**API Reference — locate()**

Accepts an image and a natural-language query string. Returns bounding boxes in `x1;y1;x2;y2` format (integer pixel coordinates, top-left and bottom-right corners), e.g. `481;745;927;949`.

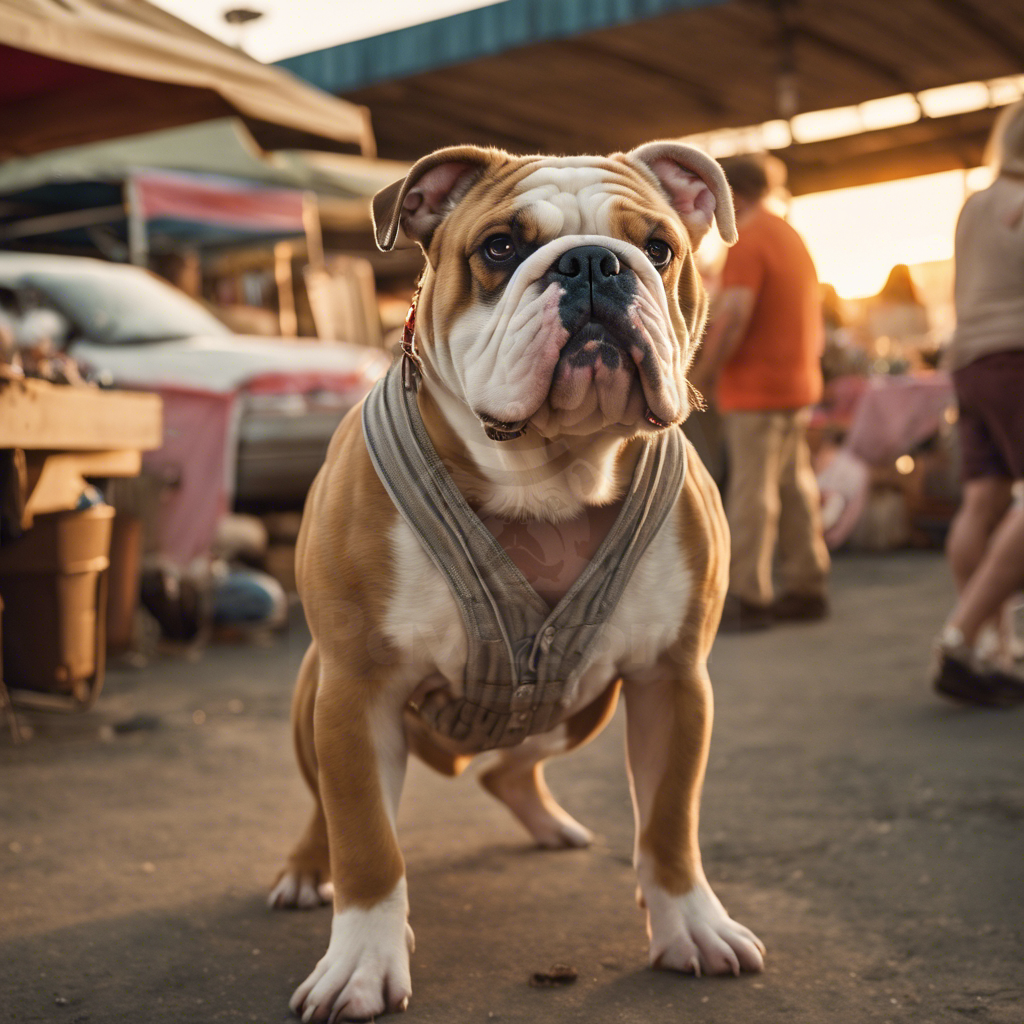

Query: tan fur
632;451;728;894
564;678;623;747
292;407;407;909
273;643;331;890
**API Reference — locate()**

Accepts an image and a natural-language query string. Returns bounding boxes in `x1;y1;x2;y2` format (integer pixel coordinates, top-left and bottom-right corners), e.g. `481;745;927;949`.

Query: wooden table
0;377;162;528
0;377;161;735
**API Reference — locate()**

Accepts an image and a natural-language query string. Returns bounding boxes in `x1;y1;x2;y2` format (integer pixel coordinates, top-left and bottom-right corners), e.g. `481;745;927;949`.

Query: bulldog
270;141;765;1022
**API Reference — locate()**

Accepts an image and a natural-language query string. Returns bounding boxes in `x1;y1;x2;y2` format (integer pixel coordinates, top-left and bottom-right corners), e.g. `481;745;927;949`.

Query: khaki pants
723;408;830;607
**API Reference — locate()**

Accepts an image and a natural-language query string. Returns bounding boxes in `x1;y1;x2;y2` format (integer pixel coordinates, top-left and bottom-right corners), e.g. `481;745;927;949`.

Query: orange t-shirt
716;207;824;413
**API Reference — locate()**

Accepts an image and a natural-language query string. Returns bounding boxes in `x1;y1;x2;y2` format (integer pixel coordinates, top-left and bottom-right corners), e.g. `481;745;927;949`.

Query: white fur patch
515;163;633;237
637;866;766;977
383;520;468;696
290;878;414;1022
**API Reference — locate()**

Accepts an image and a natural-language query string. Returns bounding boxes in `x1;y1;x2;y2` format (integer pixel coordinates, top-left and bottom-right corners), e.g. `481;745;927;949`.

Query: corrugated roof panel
277;0;729;94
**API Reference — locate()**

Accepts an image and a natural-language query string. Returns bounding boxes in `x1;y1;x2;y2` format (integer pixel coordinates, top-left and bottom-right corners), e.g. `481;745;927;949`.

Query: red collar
401;281;423;391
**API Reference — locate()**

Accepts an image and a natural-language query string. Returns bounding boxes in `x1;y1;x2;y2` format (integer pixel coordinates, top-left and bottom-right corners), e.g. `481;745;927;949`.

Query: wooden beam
22;449;142;526
794;25;915;93
931;0;1024;69
786;130;988;194
558;39;729;116
0;379;162;452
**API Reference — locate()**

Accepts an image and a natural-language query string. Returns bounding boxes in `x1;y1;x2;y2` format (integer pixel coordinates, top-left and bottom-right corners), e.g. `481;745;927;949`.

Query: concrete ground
2;550;1022;1024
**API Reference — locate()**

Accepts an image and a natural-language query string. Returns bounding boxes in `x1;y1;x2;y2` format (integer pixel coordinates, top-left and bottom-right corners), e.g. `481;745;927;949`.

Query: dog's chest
382;508;690;716
477;501;623;608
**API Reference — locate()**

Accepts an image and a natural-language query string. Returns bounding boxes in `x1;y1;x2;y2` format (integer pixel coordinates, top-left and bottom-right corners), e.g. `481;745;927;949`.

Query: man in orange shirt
692;155;829;631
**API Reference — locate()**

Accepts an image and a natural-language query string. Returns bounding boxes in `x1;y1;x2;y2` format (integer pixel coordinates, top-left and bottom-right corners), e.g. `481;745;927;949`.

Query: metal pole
124;179;149;267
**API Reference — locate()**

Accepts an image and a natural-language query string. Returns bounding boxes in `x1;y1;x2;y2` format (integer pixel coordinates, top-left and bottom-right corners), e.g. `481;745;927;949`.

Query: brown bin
0;505;113;707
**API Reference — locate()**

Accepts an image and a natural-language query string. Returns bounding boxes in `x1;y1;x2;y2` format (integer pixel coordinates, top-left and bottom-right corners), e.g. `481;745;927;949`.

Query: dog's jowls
270;142;764;1023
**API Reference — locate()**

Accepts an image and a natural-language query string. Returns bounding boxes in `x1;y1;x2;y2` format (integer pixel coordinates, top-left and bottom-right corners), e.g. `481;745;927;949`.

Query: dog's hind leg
269;642;333;909
480;681;620;849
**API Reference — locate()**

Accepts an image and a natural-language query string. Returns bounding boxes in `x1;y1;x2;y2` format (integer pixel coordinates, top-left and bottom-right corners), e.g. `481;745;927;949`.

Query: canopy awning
0;118;411;253
278;0;1024;192
131;170;306;238
0;0;375;159
0;168;311;254
0;119;407;202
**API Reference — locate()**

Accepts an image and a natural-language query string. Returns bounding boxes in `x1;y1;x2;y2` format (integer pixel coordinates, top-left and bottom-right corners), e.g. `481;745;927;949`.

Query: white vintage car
0;253;390;505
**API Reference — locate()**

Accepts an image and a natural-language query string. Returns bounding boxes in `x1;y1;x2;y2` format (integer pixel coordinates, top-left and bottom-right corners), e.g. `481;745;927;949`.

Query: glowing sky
789;169;974;299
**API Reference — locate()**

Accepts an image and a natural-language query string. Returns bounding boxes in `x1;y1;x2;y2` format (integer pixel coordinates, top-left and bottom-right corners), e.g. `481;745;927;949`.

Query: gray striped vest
362;361;687;749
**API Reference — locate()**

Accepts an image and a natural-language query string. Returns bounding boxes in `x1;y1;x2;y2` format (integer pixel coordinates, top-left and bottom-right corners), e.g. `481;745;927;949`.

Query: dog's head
373;143;735;441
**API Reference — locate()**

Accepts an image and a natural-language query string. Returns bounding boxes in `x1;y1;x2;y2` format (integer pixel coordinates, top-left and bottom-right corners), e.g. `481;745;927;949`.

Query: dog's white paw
480;767;593;849
536;815;594;849
269;871;334;910
643;878;765;977
289;881;413;1022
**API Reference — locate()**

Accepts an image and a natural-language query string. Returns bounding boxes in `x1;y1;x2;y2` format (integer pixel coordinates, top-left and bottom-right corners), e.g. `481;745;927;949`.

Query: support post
124;179;149;267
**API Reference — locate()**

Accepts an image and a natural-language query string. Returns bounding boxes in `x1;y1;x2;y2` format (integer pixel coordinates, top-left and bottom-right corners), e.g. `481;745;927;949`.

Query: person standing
933;101;1024;707
691;154;829;631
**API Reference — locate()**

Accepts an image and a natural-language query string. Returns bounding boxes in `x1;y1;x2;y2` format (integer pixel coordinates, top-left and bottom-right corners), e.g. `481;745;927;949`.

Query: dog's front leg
289;662;413;1023
624;667;765;977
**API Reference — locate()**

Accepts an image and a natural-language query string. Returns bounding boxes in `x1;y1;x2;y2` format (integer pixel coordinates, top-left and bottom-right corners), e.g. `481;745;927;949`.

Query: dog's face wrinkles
373;145;736;447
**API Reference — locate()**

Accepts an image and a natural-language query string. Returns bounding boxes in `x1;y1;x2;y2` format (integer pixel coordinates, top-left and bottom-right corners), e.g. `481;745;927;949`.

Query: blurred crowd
691;101;1024;707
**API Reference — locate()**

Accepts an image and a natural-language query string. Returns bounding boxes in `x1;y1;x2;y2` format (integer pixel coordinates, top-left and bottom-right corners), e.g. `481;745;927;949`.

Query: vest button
540;626;556;651
512;684;535;708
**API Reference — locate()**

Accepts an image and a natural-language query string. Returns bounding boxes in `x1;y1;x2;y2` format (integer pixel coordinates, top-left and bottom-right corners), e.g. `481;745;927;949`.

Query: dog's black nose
553;245;621;282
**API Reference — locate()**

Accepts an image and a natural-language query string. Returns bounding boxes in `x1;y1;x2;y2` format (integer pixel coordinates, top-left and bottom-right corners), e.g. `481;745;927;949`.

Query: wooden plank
786;131;988;195
0;380;162;452
22;450;142;526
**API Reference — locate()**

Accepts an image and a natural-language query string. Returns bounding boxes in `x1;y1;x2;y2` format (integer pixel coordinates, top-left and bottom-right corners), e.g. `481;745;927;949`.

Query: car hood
71;334;391;394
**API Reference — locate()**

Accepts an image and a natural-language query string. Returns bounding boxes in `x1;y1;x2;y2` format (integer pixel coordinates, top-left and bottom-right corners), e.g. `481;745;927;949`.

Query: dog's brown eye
644;239;672;267
482;234;516;263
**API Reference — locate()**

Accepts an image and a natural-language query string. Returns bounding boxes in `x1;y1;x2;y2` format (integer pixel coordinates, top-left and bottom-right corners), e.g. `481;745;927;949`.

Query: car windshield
24;266;231;344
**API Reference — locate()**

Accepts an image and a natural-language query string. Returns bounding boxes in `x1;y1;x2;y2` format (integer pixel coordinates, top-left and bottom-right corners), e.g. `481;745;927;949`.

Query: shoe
718;593;773;633
772;592;829;622
932;642;1024;709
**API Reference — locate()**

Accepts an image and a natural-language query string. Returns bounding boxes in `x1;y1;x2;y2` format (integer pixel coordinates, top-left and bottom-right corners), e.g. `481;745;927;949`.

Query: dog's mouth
478;412;529;441
475;323;674;440
547;322;674;430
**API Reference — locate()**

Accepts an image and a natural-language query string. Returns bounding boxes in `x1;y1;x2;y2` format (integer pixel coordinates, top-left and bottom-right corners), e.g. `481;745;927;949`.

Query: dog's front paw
644;879;765;977
289;882;414;1022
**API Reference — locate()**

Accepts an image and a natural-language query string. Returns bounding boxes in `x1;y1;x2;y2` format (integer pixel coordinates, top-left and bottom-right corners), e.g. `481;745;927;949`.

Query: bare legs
935;476;1024;706
945;479;1024;646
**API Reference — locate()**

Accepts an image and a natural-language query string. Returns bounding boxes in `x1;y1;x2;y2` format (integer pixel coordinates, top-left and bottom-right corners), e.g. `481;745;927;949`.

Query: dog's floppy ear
625;141;737;248
372;145;496;252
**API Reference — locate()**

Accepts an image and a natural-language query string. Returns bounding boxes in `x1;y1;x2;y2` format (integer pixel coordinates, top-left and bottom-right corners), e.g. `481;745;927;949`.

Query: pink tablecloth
845;372;955;467
142;386;237;565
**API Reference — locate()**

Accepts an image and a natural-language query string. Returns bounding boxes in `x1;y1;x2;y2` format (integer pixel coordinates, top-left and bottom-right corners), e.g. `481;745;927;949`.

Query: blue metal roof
277;0;728;95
